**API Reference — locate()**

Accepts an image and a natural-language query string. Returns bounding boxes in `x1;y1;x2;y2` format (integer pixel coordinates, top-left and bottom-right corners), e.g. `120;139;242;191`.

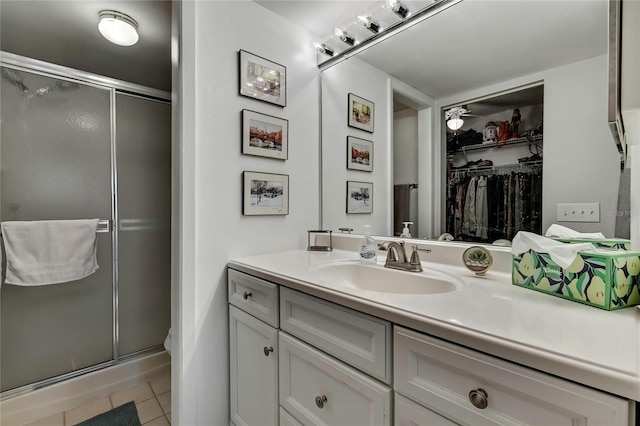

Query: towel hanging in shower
394;184;412;236
1;219;100;286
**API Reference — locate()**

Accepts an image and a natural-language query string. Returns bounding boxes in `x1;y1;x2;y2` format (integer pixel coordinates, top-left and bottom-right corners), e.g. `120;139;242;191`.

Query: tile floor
24;371;171;426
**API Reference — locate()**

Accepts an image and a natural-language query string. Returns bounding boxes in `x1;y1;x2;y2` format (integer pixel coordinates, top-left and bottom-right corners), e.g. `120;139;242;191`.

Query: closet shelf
450;134;543;153
453;160;542;175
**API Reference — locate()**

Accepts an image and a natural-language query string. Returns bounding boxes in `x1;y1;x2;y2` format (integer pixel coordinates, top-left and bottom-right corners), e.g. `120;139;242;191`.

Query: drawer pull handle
263;346;273;356
315;395;328;409
242;291;252;300
469;388;488;409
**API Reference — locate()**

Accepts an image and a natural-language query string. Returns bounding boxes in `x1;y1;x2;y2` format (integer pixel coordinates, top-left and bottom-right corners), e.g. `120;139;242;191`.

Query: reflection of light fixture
334;28;355;46
98;10;139;46
447;118;464;130
313;42;335;57
445;106;471;130
384;0;410;19
358;14;380;34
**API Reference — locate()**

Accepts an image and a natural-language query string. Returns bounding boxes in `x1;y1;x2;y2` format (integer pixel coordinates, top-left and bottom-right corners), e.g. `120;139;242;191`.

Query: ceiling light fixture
445;106;471;131
334;28;355;46
357;14;380;34
446;118;464;130
313;42;335;57
98;10;139;46
385;0;410;19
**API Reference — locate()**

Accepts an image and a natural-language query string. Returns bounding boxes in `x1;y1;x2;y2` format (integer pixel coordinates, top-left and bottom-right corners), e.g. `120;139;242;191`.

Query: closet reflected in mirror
445;85;543;242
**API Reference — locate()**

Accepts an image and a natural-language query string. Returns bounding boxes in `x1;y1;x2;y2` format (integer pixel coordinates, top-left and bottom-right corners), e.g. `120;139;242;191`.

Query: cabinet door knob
242;291;252;300
315;395;328;409
263;346;273;356
469;388;488;409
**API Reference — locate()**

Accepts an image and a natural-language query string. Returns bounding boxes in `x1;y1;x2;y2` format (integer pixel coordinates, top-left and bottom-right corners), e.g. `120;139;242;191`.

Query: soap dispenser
359;225;377;264
400;222;413;238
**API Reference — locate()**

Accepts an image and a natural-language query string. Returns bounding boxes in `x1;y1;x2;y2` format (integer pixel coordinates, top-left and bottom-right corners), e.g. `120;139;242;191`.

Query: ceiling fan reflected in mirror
445;105;478;130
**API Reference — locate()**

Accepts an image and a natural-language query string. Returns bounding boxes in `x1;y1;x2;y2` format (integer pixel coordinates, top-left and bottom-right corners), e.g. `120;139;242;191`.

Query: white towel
1;219;100;285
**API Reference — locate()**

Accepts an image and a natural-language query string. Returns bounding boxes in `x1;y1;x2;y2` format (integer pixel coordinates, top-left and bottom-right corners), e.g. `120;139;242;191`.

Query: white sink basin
310;261;458;295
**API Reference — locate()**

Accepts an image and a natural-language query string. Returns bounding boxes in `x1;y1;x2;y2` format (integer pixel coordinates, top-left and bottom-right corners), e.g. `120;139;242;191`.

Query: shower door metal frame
0;51;171;400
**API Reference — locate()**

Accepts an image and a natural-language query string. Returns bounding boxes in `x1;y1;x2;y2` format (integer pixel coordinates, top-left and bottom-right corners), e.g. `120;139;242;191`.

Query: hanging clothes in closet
446;164;542;242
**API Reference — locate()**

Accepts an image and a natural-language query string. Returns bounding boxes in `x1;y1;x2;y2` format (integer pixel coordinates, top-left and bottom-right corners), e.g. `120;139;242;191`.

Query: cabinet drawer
279;332;391;426
228;269;279;327
279;408;302;426
280;287;391;383
229;306;278;426
394;326;629;426
395;393;457;426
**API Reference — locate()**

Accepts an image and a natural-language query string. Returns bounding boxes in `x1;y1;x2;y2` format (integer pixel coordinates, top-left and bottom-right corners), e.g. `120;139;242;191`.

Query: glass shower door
0;67;113;392
115;93;171;356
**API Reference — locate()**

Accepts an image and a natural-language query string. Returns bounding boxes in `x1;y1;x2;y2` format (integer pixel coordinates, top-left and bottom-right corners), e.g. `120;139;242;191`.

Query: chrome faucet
378;241;430;272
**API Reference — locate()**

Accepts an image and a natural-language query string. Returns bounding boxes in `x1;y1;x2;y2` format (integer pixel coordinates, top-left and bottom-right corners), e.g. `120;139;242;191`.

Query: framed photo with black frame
347;136;373;172
346;181;373;214
242;109;288;160
239;50;286;107
243;171;289;216
348;93;374;133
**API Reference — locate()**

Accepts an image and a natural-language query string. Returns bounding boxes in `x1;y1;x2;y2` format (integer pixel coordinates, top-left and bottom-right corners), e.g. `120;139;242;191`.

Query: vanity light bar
317;0;461;70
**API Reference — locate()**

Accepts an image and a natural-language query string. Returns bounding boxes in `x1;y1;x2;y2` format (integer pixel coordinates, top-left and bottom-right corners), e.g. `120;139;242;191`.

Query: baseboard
0;352;171;426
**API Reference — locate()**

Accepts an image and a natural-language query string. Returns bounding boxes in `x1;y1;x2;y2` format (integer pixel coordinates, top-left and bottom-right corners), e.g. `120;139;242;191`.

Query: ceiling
256;1;379;39
1;1;608;98
0;1;171;92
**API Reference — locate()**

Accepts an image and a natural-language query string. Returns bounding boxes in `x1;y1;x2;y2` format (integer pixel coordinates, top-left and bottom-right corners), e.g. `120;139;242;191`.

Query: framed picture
243;171;289;216
346;181;373;214
347;136;373;172
242;110;288;160
239;50;286;107
348;93;374;133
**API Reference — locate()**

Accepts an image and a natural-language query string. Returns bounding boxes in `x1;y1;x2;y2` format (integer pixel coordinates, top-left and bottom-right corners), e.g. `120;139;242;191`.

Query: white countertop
229;248;640;401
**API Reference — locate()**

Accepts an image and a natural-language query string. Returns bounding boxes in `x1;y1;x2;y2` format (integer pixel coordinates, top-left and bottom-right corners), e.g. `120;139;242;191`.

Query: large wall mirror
321;0;622;241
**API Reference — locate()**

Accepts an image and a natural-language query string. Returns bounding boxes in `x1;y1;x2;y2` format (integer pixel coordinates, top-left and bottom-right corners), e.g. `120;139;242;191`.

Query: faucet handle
410;245;431;265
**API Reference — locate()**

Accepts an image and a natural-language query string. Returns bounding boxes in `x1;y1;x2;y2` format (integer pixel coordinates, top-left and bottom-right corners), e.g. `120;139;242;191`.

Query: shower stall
0;52;171;398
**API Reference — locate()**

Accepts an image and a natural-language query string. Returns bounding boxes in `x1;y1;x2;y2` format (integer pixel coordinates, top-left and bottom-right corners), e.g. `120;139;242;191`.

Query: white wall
393;108;419;236
179;1;320;424
437;54;620;237
322;58;391;236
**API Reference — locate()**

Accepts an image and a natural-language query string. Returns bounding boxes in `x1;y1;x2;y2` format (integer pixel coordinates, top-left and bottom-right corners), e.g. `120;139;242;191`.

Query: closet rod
454;161;542;175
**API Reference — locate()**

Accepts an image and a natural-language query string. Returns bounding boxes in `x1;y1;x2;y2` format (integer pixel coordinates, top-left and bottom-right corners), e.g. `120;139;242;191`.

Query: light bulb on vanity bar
334;28;355;46
357;14;380;34
384;0;410;19
313;42;335;57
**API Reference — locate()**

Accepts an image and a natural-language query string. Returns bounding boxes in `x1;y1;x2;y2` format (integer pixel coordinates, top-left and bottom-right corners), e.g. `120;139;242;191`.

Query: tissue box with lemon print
512;250;640;310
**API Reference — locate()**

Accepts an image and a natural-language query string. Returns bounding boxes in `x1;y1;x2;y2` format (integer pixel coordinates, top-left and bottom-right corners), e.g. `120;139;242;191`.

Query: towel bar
96;219;111;233
0;219;112;237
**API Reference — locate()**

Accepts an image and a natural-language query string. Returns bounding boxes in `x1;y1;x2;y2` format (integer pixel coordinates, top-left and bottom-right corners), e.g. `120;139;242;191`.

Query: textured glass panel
116;93;171;356
0;67;113;391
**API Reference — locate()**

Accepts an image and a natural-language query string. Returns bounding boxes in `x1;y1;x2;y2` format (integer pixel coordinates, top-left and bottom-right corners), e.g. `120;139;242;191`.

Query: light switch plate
557;203;600;222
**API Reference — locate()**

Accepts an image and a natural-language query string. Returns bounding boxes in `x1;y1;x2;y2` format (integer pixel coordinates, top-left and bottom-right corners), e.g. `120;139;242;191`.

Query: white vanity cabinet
228;266;632;426
394;326;630;426
228;270;280;426
279;332;392;426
